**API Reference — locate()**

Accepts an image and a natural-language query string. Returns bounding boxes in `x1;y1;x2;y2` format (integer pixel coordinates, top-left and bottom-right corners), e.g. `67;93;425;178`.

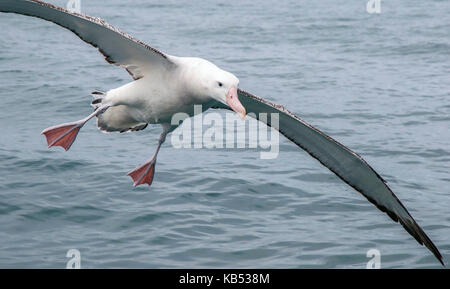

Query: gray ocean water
0;0;449;268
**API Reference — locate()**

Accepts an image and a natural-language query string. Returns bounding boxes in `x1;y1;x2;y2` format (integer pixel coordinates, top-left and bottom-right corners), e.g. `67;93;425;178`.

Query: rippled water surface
0;0;449;268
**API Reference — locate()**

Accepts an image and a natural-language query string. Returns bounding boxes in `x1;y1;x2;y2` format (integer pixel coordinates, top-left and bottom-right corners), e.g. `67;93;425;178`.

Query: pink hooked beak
226;86;246;119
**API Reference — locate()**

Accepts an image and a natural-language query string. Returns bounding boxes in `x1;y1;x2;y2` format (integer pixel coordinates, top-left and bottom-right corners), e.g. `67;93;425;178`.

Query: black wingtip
433;248;445;267
398;217;444;267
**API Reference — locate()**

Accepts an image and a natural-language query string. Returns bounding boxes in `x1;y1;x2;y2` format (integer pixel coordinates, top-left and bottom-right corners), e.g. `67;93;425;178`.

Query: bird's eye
218;82;223;87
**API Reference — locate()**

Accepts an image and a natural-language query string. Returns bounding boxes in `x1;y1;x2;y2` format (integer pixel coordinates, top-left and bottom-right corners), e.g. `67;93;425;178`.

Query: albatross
0;0;444;266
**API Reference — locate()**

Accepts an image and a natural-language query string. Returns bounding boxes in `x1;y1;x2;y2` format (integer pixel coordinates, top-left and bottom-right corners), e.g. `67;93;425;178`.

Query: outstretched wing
220;89;443;265
0;0;174;80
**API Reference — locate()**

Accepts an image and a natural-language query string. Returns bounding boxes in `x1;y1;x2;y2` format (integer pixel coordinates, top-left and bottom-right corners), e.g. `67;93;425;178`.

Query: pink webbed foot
127;160;156;187
41;122;83;151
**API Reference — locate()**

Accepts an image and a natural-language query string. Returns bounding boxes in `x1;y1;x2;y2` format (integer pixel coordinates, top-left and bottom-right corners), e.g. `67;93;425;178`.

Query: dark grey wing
217;88;443;265
0;0;174;80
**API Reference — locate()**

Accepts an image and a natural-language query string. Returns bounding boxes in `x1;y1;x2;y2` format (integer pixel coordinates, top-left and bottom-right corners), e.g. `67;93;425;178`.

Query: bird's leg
127;124;171;187
41;104;110;151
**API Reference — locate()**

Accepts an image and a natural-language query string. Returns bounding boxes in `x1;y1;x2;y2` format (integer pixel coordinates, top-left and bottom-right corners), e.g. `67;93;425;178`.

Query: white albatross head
186;58;246;119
